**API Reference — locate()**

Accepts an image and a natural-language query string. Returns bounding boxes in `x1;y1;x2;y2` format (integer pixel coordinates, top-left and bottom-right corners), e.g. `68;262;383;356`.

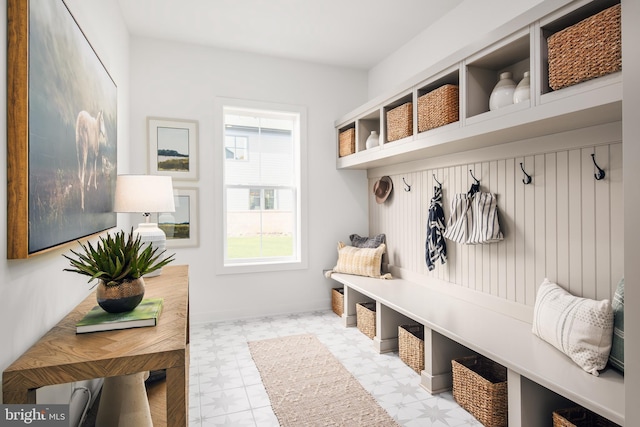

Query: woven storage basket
547;3;621;91
452;355;508;427
356;302;376;339
331;288;344;317
386;102;413;142
398;324;424;374
338;128;355;157
418;84;459;132
553;407;620;427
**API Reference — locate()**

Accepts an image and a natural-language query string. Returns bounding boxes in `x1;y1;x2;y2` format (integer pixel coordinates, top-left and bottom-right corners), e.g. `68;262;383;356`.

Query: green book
76;298;164;334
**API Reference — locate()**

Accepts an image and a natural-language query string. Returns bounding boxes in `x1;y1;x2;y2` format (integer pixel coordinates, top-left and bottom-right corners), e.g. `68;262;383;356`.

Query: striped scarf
425;186;447;271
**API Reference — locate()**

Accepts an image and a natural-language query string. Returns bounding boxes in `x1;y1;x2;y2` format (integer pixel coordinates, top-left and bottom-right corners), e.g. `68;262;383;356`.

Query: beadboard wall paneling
370;141;623;306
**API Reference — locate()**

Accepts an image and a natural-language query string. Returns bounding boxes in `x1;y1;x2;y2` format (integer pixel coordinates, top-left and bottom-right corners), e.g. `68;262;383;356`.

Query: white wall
0;0;130;399
367;0;543;98
129;38;369;322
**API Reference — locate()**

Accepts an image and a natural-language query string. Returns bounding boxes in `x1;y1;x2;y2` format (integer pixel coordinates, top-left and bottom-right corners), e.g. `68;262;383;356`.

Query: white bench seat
329;272;624;426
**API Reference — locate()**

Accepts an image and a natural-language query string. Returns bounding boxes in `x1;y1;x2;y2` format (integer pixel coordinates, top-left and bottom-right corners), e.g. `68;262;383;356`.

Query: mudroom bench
328;272;624;426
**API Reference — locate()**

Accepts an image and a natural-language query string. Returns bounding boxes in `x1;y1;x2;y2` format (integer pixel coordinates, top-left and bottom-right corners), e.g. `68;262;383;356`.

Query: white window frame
214;97;308;275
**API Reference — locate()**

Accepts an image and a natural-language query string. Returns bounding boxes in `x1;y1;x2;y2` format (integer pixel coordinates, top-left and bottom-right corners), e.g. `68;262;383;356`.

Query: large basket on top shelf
399;324;424;374
338;128;355;157
547;3;621;91
418;84;459;132
356;302;376;339
552;407;620;427
386;102;412;142
452;354;508;427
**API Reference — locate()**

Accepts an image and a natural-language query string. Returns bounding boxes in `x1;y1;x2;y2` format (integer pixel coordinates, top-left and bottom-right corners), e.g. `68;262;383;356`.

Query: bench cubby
327;272;624;426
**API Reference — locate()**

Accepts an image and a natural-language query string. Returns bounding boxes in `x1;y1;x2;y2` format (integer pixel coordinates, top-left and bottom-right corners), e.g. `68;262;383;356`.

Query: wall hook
433;174;442;188
402;177;411;192
591;153;606;180
468;170;480;196
469;169;480;185
520;162;532;184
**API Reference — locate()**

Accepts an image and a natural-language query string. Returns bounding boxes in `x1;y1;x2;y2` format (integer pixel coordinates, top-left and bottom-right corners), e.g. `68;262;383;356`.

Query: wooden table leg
165;361;187;427
3;388;36;404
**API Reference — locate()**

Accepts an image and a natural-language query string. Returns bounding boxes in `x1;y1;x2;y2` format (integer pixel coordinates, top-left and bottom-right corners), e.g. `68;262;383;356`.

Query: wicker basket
356;302;376;339
331;288;344;317
398;324;424;374
338;128;355;157
452;355;508;427
553;407;620;427
547;3;621;91
386;102;413;142
418;84;459;132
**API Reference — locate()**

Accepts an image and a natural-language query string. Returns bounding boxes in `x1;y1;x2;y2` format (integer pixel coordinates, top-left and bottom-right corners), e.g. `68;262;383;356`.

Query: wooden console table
2;264;190;427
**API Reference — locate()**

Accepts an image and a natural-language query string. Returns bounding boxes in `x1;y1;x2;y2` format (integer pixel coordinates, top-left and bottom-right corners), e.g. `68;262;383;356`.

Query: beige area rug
248;334;400;427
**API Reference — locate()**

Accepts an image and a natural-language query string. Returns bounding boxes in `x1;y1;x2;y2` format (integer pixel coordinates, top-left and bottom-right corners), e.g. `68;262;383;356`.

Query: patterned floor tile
192;310;481;426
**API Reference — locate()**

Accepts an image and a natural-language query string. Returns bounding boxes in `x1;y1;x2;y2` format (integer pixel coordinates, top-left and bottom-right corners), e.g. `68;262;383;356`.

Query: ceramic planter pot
96;278;145;313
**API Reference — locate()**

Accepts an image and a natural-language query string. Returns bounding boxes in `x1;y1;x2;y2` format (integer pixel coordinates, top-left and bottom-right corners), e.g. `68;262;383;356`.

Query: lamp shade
114;175;175;213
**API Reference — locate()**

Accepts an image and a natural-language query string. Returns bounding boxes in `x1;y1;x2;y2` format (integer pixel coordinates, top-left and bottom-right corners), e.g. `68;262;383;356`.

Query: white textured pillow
325;242;391;279
532;279;613;376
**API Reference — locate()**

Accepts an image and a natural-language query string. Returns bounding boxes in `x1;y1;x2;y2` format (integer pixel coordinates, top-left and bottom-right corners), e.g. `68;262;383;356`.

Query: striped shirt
443;191;503;245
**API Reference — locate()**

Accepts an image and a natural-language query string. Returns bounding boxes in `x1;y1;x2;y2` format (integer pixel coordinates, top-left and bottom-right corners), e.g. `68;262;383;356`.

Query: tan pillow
325;242;391;279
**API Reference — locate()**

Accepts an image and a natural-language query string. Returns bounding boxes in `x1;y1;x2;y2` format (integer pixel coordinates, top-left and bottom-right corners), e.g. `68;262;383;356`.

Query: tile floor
189;310;482;426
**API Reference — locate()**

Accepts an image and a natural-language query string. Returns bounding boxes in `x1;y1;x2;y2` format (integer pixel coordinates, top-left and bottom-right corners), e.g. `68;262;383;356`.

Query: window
249;188;276;210
217;98;307;272
225;135;248;160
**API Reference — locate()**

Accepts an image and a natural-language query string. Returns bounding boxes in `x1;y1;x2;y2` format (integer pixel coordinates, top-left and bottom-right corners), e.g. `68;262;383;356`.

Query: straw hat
373;176;393;204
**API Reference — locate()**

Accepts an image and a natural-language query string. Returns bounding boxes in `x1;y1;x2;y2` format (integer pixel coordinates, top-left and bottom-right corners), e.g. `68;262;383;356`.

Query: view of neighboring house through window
225;135;247;160
223;104;302;265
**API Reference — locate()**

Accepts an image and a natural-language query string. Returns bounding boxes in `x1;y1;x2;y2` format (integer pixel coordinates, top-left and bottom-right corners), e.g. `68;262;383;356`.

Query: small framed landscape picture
148;117;198;180
155;187;199;248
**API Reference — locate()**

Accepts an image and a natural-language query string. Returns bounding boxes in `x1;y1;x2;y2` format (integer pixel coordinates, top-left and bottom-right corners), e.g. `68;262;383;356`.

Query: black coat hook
468;170;480;196
520;162;532;184
591;153;606;180
433;174;442;188
402;177;411;192
469;169;480;185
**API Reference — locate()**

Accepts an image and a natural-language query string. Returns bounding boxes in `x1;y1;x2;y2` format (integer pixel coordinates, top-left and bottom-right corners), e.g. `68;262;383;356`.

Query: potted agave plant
63;228;175;313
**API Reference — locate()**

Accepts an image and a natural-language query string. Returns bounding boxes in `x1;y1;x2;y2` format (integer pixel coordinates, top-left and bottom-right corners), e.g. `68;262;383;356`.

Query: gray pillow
609;277;624;373
350;234;385;249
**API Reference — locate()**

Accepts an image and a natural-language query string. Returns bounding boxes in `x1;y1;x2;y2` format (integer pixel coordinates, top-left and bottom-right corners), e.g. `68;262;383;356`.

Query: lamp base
133;223;167;277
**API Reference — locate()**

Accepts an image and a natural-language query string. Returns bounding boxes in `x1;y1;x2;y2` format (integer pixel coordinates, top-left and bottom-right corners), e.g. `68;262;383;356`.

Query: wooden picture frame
7;0;118;259
148;118;198;180
154;187;199;248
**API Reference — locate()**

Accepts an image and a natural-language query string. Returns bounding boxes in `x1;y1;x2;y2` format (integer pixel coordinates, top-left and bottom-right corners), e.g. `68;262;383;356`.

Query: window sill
216;259;307;275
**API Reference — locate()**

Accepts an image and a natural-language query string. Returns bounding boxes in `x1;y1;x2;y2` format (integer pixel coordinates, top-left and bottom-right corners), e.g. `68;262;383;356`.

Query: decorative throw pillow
609;277;624;373
349;233;386;248
324;242;392;280
532;279;613;376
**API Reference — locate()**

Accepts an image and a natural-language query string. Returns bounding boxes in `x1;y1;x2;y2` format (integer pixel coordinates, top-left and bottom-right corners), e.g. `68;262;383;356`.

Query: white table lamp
114;175;175;277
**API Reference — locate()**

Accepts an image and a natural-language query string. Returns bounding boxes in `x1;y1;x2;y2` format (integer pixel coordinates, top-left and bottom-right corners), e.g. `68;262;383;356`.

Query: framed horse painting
7;0;117;258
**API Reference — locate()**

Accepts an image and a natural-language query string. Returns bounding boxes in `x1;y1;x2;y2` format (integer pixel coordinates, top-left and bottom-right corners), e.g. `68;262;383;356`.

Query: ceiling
117;0;464;70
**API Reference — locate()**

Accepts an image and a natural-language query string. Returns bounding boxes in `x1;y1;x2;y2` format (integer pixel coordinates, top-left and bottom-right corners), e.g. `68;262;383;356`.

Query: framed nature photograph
155;187;199;248
148;118;198;180
7;0;118;258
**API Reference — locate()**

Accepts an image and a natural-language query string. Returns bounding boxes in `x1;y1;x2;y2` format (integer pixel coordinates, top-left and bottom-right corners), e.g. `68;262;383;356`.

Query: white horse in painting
75;110;107;211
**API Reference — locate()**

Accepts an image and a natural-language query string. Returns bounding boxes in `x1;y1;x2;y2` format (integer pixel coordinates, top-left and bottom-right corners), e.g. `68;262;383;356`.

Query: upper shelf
335;0;622;170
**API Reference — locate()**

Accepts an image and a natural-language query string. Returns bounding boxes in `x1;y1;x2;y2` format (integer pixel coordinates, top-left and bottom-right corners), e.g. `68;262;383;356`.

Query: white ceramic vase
365;131;379;149
513;71;531;104
489;71;516;111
